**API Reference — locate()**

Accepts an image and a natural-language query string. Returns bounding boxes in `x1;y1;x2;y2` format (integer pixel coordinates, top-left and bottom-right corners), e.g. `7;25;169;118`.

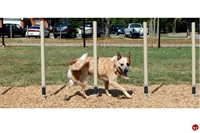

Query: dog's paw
126;95;132;99
63;95;69;100
106;93;112;97
85;96;90;99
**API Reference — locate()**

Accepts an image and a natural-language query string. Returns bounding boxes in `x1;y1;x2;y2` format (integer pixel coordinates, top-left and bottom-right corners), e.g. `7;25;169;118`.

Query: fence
1;18;199;47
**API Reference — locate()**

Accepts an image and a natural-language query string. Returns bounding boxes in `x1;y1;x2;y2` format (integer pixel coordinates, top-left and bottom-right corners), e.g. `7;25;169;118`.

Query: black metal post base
94;86;99;97
144;86;148;98
42;86;47;99
192;86;196;97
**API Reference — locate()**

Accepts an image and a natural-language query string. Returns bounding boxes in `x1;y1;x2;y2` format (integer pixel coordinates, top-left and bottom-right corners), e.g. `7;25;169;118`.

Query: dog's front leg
110;81;132;98
104;81;111;96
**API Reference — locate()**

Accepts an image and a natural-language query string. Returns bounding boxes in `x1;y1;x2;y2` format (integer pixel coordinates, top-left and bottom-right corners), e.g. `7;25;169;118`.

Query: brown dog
63;52;132;99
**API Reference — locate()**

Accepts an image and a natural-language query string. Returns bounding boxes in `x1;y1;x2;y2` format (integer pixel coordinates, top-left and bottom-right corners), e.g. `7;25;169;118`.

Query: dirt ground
0;84;199;108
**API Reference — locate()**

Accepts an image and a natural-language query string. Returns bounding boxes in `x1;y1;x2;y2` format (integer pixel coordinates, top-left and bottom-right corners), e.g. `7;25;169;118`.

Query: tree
104;18;110;37
157;18;159;38
153;18;156;37
172;18;177;33
149;18;153;38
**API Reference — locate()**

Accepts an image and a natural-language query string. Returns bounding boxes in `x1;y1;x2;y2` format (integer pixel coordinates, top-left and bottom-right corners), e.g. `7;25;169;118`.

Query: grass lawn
0;46;199;86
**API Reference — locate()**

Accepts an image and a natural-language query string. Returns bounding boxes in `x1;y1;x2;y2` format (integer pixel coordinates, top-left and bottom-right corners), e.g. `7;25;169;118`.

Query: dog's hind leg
79;83;89;99
104;81;111;96
63;79;74;100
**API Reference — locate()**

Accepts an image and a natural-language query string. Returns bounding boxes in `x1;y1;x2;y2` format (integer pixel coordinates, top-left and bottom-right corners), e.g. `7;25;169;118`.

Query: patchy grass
0;46;199;87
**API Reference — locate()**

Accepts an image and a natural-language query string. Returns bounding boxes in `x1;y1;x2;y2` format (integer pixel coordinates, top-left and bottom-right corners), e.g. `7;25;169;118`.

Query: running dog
63;52;132;99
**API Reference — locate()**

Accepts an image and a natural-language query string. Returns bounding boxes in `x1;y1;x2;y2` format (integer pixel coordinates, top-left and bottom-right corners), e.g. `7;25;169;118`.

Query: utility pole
83;18;86;47
157;18;161;48
1;18;5;47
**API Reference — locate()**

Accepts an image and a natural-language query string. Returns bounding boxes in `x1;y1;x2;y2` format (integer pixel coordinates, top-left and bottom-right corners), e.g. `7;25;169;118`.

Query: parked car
52;22;77;38
81;22;101;38
25;25;50;38
110;24;125;35
124;23;143;38
0;23;26;37
78;26;83;35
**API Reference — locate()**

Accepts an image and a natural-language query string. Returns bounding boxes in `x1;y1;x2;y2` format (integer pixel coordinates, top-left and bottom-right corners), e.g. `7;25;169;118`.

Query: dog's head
116;52;131;80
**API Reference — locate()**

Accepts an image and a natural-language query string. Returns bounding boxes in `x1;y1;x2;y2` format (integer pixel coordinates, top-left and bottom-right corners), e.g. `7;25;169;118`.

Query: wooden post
93;21;98;97
40;20;46;99
10;25;12;38
191;22;196;97
143;22;148;98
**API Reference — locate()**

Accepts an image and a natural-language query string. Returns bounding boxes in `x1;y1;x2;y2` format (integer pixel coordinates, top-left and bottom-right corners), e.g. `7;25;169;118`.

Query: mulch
0;84;199;108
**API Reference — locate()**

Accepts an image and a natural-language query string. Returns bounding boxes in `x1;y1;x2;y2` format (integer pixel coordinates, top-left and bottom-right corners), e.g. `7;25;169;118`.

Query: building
0;18;51;30
29;18;51;30
0;18;31;28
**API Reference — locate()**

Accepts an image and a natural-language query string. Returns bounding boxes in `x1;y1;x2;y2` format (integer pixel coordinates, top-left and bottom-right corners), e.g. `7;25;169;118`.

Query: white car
81;22;101;38
78;26;83;35
26;25;50;38
124;23;143;38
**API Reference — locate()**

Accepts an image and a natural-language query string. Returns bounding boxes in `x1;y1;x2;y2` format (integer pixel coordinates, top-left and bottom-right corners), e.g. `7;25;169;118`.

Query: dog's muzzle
124;69;128;73
122;68;129;80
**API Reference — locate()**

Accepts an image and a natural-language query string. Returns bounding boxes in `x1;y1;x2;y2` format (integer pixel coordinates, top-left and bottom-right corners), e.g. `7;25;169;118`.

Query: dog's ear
127;52;130;59
117;52;122;60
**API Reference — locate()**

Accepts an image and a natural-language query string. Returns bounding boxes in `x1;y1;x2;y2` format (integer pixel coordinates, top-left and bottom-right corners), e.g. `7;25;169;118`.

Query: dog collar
114;68;122;77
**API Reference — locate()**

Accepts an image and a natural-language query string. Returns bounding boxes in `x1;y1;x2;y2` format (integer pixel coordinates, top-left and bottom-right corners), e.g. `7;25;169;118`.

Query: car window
130;24;141;28
118;26;124;28
5;24;13;28
16;24;21;29
85;23;92;27
30;26;40;29
5;25;10;28
55;23;67;27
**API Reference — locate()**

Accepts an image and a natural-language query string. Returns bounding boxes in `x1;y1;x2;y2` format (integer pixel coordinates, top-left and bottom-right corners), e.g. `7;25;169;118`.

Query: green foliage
66;18;199;33
109;18;150;27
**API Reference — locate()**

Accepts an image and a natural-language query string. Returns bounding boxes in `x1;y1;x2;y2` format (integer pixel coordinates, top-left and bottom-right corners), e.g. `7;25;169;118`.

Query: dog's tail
69;53;88;71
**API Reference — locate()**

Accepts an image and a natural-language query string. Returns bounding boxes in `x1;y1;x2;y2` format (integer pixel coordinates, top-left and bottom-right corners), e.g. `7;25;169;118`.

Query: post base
192;86;196;97
42;95;47;99
144;86;148;98
42;86;46;99
94;86;99;97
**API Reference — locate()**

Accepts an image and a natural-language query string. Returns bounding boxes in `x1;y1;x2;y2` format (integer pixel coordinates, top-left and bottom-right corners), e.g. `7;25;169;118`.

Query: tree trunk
149;18;153;38
153;18;156;38
172;18;177;33
186;18;191;38
157;18;159;38
104;18;110;37
101;18;105;34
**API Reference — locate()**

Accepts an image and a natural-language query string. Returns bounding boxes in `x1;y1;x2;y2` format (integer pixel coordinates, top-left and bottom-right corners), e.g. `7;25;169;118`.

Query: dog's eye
120;64;124;66
127;63;130;66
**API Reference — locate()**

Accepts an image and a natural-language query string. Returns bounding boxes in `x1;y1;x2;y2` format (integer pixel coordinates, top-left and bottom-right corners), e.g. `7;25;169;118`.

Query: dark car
0;23;26;37
81;22;101;38
110;24;125;35
52;22;77;38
